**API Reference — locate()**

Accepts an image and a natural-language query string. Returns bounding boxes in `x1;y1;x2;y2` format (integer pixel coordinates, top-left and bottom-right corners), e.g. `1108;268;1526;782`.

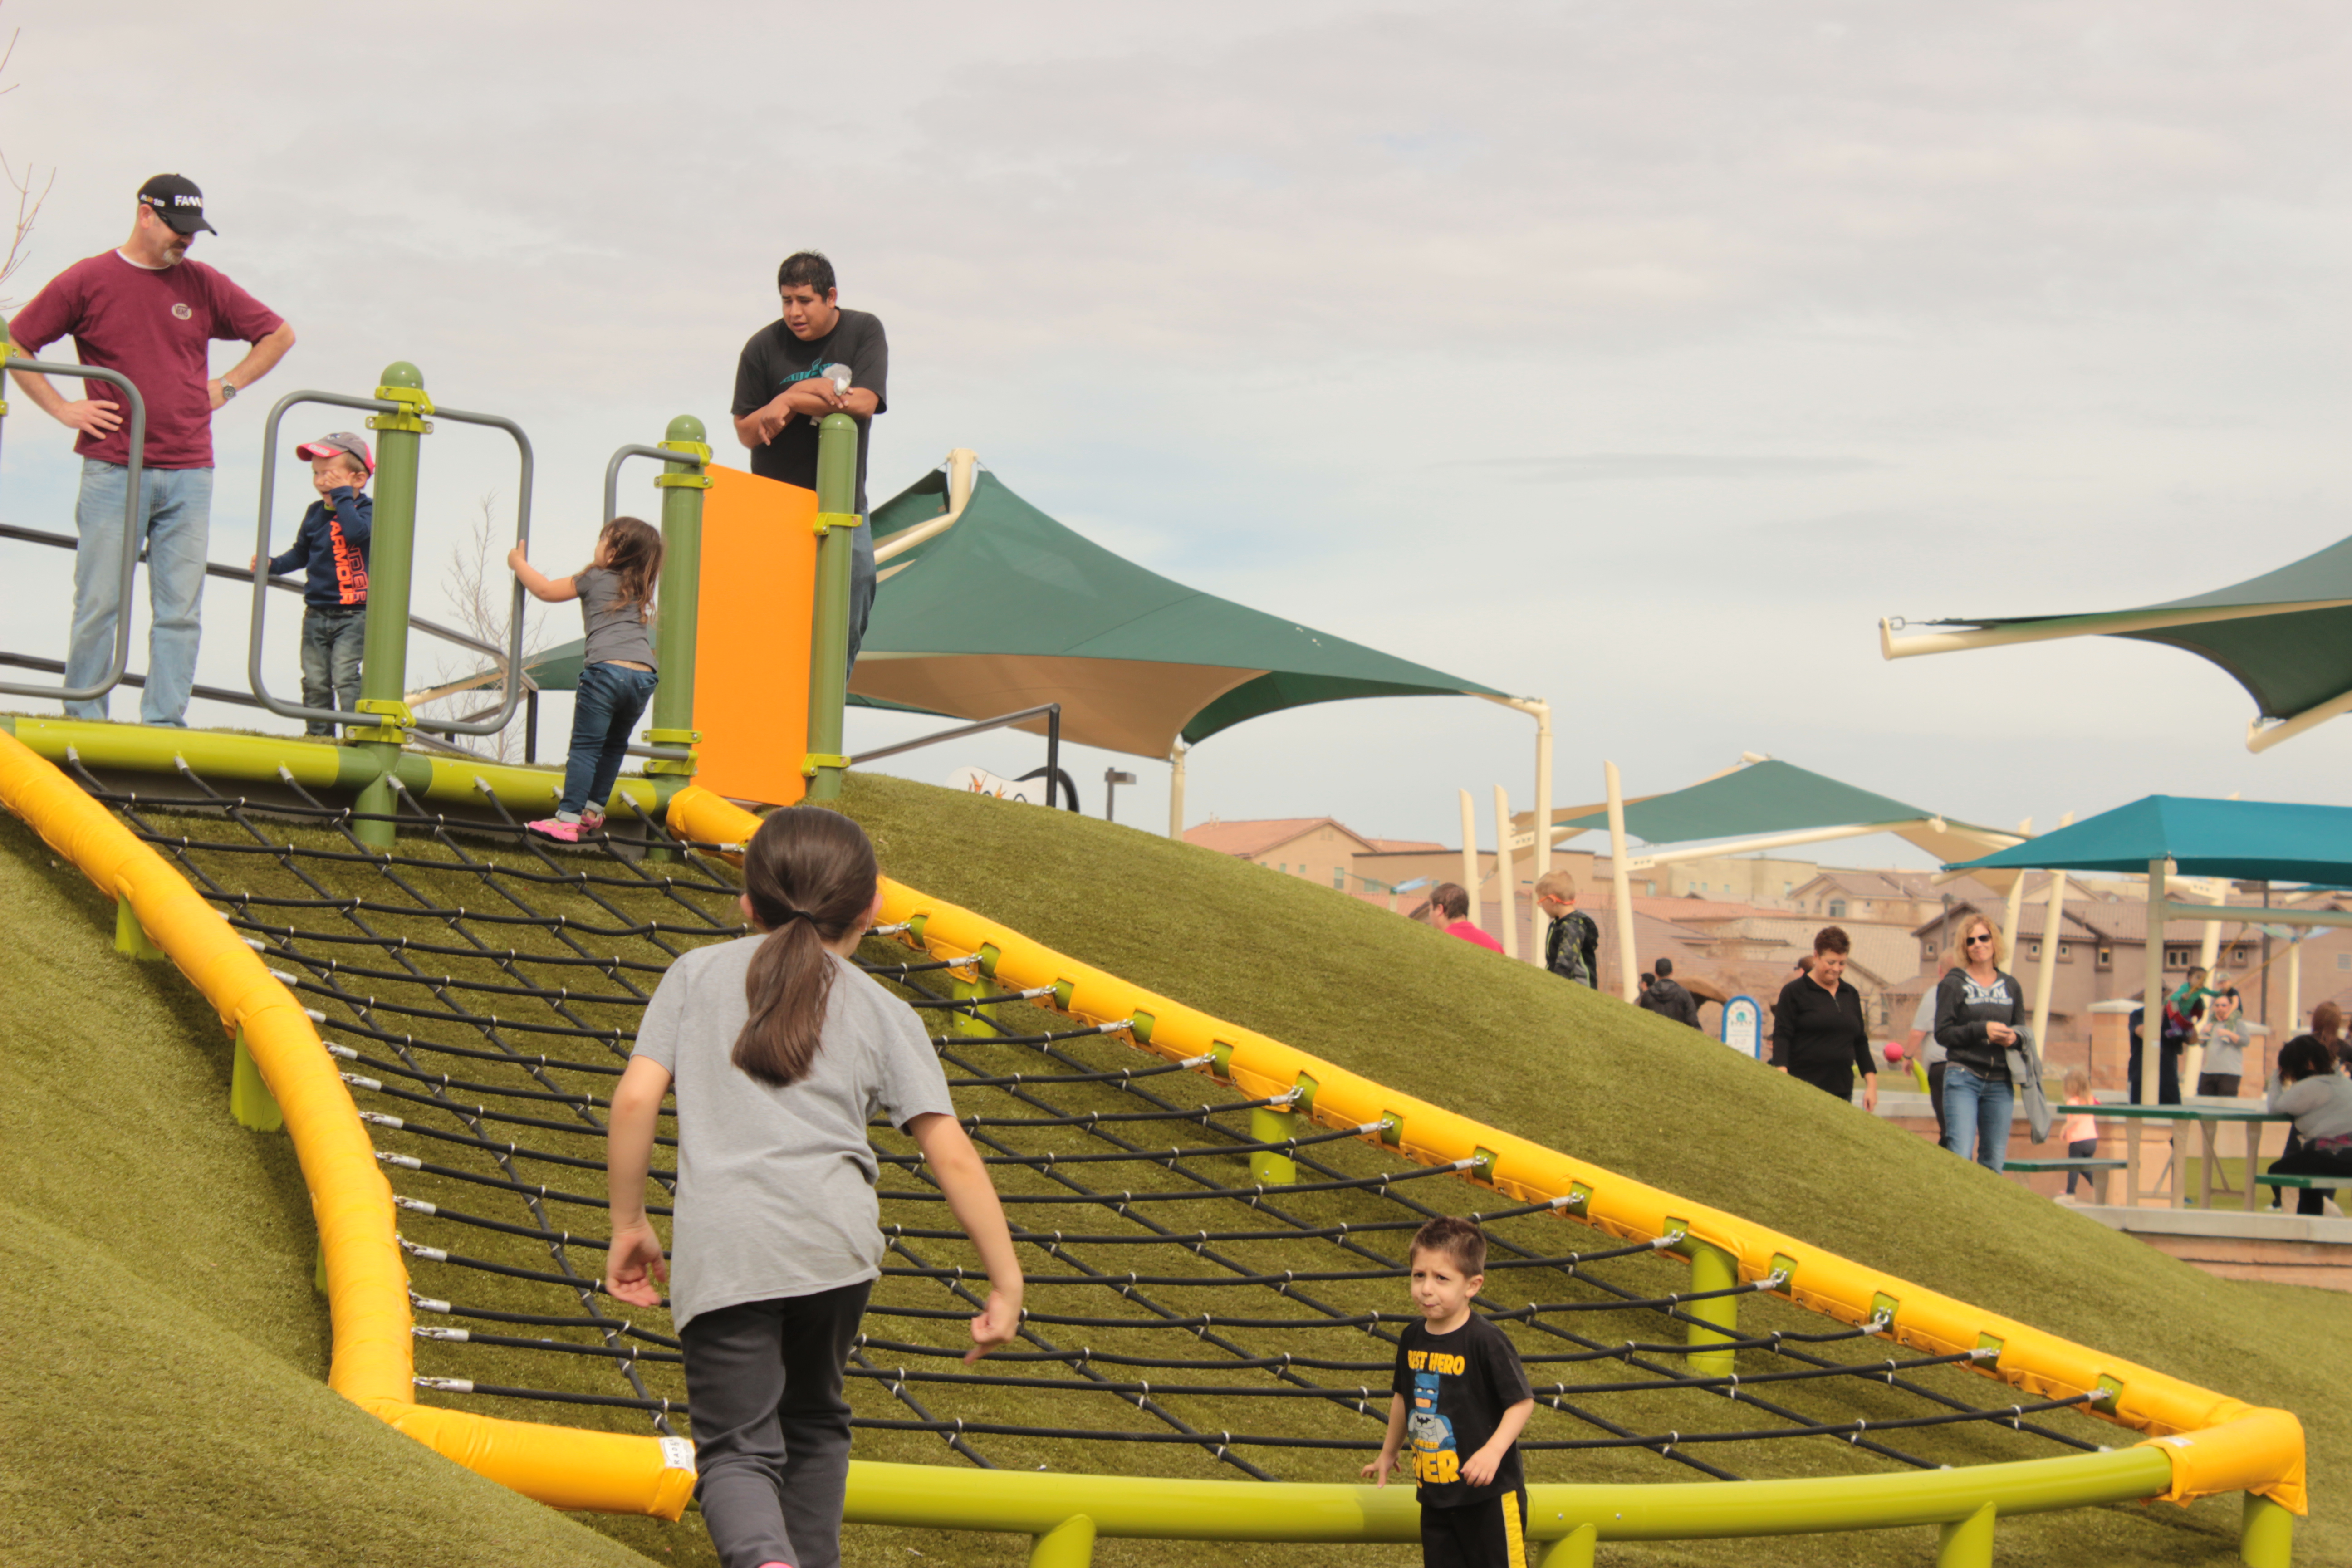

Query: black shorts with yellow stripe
1419;1486;1529;1568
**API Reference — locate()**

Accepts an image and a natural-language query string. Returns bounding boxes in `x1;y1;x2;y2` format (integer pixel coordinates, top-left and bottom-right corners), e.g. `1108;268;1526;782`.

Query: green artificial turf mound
2;769;2346;1567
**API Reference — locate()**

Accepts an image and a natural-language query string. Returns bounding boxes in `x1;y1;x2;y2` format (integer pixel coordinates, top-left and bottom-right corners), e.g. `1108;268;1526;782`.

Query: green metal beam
351;361;427;850
804;410;859;801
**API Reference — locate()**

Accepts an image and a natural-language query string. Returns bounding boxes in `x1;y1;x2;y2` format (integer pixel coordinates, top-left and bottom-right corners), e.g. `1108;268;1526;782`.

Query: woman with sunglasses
1934;910;2029;1171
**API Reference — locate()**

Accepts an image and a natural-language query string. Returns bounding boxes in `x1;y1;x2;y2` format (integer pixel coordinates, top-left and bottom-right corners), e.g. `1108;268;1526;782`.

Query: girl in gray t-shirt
508;515;665;844
607;807;1024;1568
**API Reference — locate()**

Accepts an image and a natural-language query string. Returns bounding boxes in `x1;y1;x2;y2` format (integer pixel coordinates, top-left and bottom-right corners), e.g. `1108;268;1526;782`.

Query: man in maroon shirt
6;174;296;725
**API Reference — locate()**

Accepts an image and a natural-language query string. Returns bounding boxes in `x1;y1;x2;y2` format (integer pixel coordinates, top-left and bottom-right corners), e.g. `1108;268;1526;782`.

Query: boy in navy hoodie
255;432;372;734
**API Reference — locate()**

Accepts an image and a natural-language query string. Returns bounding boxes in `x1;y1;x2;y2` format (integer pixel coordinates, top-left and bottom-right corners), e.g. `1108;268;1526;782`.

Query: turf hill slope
0;770;2342;1568
836;772;2349;1564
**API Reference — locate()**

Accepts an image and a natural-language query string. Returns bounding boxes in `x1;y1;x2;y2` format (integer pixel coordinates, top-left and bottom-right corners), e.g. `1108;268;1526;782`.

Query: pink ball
1884;1042;1906;1062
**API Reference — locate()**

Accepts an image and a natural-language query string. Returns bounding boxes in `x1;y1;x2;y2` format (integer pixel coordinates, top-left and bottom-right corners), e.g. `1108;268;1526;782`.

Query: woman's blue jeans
561;662;658;818
1944;1064;2015;1172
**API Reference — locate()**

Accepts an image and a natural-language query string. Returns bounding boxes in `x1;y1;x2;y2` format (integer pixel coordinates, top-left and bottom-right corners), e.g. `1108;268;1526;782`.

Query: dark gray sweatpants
681;1280;872;1568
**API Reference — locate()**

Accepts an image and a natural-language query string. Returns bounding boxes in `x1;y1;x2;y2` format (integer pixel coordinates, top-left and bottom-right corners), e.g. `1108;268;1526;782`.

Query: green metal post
114;898;163;960
1027;1514;1096;1568
230;1027;284;1133
1684;1237;1739;1377
2239;1492;2294;1568
804;411;860;802
644;414;711;854
1537;1522;1597;1568
1250;1104;1299;1186
1935;1501;1996;1568
349;361;430;851
950;971;997;1037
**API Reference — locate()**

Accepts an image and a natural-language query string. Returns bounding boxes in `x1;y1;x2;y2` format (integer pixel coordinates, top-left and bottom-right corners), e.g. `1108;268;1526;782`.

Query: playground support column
805;412;859;803
1606;761;1638;1000
1458;790;1479;931
1250;1104;1298;1186
645;415;710;846
1538;1523;1597;1568
1683;1236;1738;1377
1494;784;1519;960
1028;1514;1096;1568
350;361;428;852
1935;1501;1995;1568
1999;823;2031;977
2287;941;2302;1035
2240;1490;2295;1568
1167;741;1186;839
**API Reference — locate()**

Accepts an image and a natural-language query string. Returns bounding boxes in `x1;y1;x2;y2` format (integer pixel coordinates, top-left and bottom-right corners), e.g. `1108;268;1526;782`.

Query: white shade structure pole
1167;740;1186;840
1493;784;1519;960
2142;859;2170;1107
2026;813;2072;1061
1607;761;1638;1000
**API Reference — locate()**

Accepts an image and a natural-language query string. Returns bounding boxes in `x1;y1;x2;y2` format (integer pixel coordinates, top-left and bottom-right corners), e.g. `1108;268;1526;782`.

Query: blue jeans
846;519;875;675
66;460;214;725
560;662;658;818
299;605;367;735
1944;1064;2016;1172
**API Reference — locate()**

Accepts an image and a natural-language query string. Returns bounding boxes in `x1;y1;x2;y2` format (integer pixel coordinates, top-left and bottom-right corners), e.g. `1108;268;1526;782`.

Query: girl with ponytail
607;807;1021;1568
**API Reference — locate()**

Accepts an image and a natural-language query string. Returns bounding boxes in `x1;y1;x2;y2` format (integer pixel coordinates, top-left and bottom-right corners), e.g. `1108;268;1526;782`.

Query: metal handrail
850;702;1073;809
603;441;706;525
248;389;535;737
0;357;149;704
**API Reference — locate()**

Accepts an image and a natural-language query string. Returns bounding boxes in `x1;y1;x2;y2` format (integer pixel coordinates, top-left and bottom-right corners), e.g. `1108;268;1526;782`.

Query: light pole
1103;768;1137;823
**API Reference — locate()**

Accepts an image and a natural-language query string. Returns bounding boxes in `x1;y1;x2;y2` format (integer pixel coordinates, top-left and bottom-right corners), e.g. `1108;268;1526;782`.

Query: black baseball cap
137;174;216;236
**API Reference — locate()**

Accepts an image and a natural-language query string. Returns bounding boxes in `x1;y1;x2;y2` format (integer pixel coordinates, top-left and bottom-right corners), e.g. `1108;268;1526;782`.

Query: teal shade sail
1947;795;2352;887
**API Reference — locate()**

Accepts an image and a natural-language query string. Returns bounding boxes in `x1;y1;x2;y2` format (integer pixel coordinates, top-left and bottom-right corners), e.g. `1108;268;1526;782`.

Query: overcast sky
4;2;2348;861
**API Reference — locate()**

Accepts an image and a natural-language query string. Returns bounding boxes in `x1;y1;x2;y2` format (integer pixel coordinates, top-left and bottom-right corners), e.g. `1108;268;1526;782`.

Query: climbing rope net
78;755;2121;1487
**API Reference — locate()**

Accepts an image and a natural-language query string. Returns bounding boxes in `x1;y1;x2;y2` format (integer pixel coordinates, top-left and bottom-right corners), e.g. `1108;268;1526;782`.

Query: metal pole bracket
642;726;701;778
812;511;862;536
653;471;712;490
347;696;416;743
801;751;852;776
657;438;712;462
368;384;436;435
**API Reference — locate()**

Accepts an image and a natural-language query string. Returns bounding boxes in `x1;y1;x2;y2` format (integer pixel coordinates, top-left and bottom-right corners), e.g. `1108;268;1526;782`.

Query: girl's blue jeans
561;662;658;818
1943;1064;2015;1173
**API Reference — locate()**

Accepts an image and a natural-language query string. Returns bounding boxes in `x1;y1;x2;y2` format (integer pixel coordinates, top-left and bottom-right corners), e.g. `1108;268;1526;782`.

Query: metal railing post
349;361;430;849
1249;1103;1298;1186
804;411;860;801
2240;1490;2295;1568
643;416;711;851
0;323;152;707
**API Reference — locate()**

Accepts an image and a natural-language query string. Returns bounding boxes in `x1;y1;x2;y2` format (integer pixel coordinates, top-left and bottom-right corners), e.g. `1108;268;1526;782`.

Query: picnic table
2090;1103;2299;1211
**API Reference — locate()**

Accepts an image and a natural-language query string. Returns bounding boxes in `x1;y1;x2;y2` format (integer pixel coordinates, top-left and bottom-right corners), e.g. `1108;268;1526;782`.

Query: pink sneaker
526;817;583;843
581;808;607;832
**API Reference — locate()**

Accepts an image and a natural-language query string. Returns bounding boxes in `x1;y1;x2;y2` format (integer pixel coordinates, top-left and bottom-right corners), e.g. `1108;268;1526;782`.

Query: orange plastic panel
693;464;817;807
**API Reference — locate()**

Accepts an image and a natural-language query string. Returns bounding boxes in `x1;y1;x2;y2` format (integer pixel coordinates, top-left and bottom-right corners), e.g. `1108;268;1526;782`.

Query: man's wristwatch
219;380;238;403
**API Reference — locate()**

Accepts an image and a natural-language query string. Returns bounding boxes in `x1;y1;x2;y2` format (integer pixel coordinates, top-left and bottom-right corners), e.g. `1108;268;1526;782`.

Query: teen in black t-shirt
1367;1218;1536;1568
730;250;890;668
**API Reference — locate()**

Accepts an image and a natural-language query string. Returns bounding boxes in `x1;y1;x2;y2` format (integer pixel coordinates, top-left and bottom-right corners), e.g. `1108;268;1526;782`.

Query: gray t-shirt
632;937;956;1330
1909;990;1947;1066
579;565;657;670
2202;1016;2252;1078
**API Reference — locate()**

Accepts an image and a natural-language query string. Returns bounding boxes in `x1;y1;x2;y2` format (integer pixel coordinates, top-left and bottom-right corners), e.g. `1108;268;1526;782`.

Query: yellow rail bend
0;737;2306;1553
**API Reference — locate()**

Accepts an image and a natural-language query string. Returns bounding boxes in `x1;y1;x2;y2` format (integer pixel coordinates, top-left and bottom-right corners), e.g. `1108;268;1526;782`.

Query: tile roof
1183;818;1373;858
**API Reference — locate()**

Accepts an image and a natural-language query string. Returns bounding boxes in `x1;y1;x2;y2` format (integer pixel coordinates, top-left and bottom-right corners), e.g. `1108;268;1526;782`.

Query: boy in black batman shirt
1365;1217;1536;1568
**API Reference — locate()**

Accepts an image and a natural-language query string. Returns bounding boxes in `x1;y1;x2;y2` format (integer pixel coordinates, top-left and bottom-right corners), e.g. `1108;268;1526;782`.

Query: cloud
1478;454;1887;483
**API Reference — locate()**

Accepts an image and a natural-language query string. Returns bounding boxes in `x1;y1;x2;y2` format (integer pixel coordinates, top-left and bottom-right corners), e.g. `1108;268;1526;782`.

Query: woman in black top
1934;910;2026;1172
1771;926;1879;1111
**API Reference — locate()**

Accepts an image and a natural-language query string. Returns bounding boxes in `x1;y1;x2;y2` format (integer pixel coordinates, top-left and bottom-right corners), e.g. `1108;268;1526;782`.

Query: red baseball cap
296;432;375;474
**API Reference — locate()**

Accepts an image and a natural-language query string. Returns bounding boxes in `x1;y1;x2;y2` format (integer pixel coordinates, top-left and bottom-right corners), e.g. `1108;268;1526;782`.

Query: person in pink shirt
1411;882;1504;954
2058;1068;2100;1199
7;174;295;726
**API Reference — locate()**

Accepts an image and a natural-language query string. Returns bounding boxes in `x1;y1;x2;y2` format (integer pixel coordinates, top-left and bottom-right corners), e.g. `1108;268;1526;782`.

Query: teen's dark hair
2278;1036;2335;1083
587;516;663;617
1655;956;1675;977
732;807;879;1088
1431;882;1470;921
1411;1215;1486;1277
778;250;837;295
1814;925;1852;957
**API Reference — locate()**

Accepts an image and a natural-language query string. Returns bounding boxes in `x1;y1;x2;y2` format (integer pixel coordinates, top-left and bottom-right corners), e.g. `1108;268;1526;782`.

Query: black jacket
1544;911;1599;987
1771;974;1874;1081
1934;967;2024;1080
1639;977;1701;1029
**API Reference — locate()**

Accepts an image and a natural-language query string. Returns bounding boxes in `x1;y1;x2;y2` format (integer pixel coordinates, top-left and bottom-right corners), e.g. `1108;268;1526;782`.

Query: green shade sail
1922;533;2352;727
1948;794;2352;886
1556;759;2017;867
848;466;1505;757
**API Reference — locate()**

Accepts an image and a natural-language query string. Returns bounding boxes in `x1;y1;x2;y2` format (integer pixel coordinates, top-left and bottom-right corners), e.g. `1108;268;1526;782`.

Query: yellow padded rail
0;731;694;1519
666;784;2306;1516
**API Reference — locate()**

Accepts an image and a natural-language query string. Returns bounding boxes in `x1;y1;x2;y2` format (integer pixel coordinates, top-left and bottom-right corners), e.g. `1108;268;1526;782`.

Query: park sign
1721;995;1763;1059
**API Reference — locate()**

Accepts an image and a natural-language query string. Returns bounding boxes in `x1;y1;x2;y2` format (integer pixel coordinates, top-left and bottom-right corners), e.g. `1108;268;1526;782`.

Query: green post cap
666;413;706;442
379;361;424;390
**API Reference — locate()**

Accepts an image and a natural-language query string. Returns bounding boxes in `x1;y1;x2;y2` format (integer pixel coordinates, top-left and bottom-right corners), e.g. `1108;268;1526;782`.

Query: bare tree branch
411;492;546;761
0;19;52;312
